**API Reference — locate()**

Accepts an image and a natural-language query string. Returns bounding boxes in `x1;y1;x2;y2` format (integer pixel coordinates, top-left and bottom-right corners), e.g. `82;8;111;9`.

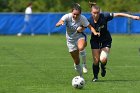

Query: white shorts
67;34;86;52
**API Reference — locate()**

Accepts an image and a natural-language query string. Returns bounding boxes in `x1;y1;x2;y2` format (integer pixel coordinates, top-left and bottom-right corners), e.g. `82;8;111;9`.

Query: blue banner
0;13;140;35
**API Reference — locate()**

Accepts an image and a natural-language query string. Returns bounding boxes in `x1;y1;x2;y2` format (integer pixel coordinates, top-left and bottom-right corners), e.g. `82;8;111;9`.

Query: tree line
0;0;140;13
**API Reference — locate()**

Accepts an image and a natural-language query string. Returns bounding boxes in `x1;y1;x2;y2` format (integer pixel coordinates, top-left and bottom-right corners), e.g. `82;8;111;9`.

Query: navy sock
92;63;99;78
101;62;107;69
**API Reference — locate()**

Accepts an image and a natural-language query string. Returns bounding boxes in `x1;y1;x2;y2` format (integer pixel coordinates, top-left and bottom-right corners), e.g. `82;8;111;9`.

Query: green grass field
0;35;140;93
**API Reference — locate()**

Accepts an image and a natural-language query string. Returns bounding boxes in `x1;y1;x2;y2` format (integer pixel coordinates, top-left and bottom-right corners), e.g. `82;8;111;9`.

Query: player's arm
113;13;140;20
87;24;100;36
56;20;64;27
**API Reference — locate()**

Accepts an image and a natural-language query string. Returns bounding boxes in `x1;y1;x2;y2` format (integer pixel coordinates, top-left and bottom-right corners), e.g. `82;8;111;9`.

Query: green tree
0;0;140;13
100;0;140;12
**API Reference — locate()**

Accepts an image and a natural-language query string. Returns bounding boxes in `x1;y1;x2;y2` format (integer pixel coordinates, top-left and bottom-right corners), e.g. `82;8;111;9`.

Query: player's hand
56;23;64;27
94;32;100;36
55;24;60;27
56;20;64;27
132;16;140;20
76;26;85;33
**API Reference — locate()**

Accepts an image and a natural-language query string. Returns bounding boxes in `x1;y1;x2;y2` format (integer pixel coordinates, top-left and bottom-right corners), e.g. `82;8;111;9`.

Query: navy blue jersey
88;13;113;42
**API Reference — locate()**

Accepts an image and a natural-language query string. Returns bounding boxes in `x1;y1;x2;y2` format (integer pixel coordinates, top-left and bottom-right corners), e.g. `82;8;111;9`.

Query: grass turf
0;35;140;93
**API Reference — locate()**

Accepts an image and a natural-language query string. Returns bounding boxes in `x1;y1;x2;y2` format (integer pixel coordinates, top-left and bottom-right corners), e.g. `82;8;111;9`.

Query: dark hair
27;2;32;7
89;1;100;11
72;3;82;13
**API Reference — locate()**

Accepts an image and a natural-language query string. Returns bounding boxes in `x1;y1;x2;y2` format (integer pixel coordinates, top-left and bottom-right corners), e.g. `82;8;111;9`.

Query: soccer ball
72;76;85;89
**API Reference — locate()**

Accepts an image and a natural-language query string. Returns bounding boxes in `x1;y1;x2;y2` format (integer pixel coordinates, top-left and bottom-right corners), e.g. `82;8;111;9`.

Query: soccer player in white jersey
56;3;100;77
17;2;34;36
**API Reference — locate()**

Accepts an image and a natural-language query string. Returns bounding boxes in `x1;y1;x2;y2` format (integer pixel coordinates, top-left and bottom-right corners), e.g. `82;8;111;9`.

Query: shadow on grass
96;79;140;82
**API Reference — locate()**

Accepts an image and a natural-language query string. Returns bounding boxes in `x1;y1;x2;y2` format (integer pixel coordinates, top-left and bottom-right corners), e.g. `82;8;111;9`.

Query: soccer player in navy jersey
56;3;99;77
88;2;140;82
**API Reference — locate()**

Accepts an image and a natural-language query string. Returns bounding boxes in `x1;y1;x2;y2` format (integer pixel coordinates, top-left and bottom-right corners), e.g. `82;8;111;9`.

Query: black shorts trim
81;32;87;42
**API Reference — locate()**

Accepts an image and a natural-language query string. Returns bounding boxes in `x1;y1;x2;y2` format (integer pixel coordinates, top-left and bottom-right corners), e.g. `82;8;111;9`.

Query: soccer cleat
83;66;88;73
92;77;98;82
83;67;87;73
101;66;106;77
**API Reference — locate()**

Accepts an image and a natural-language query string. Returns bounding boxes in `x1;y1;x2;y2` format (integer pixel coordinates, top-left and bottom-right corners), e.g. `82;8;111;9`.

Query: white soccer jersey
24;6;32;22
61;13;89;40
25;6;32;14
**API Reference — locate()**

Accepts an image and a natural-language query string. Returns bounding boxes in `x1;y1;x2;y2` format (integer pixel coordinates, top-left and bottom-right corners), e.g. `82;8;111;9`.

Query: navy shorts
90;39;112;49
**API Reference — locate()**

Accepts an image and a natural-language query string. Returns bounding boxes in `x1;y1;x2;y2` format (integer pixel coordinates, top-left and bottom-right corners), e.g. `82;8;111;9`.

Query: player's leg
100;47;110;77
77;38;88;73
67;40;83;77
90;39;101;82
100;40;112;77
29;21;34;36
17;25;26;36
91;49;100;81
70;50;82;77
79;49;87;73
17;21;28;36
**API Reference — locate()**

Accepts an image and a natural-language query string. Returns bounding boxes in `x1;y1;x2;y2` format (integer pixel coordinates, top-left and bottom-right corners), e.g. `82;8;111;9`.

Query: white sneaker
92;78;98;82
17;33;22;36
31;33;35;36
83;64;88;73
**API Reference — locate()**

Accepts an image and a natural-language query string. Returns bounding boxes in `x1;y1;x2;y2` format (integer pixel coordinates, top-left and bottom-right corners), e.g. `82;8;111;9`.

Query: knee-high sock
80;49;86;65
101;62;107;69
92;63;99;78
74;64;82;77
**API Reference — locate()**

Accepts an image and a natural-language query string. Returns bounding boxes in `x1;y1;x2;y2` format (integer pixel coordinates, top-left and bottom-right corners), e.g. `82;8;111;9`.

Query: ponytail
89;1;100;11
89;1;97;8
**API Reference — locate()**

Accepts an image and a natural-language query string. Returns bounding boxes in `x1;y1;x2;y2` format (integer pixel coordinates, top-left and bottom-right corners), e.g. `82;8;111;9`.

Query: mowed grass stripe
0;35;139;93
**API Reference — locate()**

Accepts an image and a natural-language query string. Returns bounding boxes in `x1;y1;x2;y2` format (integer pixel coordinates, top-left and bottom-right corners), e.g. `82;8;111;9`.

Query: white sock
80;49;86;65
75;64;82;76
